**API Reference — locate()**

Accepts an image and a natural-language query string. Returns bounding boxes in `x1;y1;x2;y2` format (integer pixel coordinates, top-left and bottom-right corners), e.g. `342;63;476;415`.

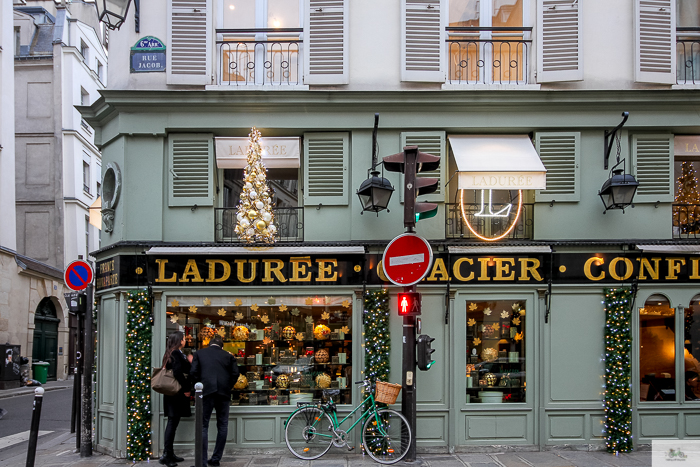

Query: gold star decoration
203;298;211;306
342;300;351;308
468;303;477;311
512;317;521;326
234;298;242;307
514;332;523;342
235;312;244;320
305;316;313;324
169;314;179;324
171;299;180;307
261;314;270;324
217;327;226;337
341;326;350;334
296;332;305;341
263;337;272;345
291;308;300;316
484;307;492;316
501;310;510;319
279;304;288;312
305;297;313;305
251;304;259;312
189;305;198;313
218;308;226;316
473;338;481;346
321;312;330;320
468;318;476;327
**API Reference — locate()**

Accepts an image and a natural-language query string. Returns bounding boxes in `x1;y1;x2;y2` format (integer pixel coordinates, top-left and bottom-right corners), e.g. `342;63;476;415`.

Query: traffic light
397;292;421;316
417;334;435;371
383;146;440;230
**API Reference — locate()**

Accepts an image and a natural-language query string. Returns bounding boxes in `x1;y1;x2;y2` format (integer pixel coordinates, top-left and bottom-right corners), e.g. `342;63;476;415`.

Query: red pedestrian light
397;292;421;316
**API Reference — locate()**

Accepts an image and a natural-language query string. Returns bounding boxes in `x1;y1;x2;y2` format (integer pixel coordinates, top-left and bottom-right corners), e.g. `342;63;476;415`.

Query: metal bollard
25;387;45;467
193;383;203;467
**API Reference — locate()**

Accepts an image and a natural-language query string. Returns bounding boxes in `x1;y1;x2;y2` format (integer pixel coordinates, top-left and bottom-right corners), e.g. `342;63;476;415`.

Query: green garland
126;290;152;461
363;289;391;385
604;287;633;454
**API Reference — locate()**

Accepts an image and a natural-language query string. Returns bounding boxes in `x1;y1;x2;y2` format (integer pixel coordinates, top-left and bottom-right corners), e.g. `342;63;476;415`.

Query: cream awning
449;135;547;190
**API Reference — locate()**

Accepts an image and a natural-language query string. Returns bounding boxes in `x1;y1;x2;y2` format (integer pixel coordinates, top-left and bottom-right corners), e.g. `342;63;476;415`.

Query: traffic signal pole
402;285;417;462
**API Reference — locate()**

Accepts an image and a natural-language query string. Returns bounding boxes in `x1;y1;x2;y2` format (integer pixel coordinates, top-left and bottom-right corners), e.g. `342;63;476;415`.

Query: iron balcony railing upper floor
677;28;700;85
673;204;700;239
445;202;534;240
215;207;304;243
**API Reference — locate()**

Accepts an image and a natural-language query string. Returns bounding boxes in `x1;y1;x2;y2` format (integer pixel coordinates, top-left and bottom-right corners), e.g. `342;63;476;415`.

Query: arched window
684;295;700;401
639;294;676;402
35;298;57;319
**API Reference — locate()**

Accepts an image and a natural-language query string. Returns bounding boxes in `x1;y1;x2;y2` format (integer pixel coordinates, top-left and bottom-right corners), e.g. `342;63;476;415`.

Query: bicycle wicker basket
375;381;402;404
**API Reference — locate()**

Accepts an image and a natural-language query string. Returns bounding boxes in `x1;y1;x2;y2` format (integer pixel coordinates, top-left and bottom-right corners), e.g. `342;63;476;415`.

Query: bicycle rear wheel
362;408;412;464
285;406;334;460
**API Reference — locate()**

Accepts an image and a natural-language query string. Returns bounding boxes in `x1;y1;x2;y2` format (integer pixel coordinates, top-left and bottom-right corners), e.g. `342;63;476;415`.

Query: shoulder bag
151;361;181;396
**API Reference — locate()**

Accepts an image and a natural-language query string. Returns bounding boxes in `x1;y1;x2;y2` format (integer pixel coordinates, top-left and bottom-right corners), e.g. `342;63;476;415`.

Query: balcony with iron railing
215;207;304;242
677;28;700;85
445;202;534;240
446;27;532;86
216;28;302;86
673;204;700;239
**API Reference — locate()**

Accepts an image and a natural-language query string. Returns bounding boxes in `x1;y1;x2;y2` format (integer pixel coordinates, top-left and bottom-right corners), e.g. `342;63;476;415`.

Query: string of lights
126;289;152;461
363;289;391;397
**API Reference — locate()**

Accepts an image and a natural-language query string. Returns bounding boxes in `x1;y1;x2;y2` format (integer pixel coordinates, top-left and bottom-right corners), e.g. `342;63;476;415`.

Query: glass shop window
684;295;700;401
466;300;526;403
639;294;676;402
165;295;353;406
673;148;700;236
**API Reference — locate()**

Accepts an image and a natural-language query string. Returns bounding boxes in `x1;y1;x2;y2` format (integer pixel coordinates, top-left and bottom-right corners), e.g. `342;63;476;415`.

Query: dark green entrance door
33;298;59;381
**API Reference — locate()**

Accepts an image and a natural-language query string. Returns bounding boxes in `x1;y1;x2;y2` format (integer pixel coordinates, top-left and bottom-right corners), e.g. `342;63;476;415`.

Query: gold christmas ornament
233;374;248;390
247;210;258;220
315;373;331;389
256;220;267;231
282;326;296;340
314;349;329;364
485;372;497;387
233;325;250;341
314;324;331;340
276;374;289;389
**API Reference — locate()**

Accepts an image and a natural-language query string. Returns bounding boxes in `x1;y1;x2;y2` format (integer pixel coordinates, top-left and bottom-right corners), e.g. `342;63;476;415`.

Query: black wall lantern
599;112;639;213
357;114;394;214
94;0;133;30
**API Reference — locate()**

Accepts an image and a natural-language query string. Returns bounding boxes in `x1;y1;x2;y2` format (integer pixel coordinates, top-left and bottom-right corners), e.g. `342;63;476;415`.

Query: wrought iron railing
677;29;700;84
673;204;700;238
445;202;534;240
446;27;532;85
216;28;302;86
215;207;303;242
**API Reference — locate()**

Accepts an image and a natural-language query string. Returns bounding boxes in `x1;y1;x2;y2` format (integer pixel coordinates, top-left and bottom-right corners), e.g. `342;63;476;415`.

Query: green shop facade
84;90;700;457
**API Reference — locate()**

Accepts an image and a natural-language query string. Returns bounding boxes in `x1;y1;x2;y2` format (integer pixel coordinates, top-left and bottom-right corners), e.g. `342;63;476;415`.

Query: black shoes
159;452;178;467
208;460;221;466
171;454;185;462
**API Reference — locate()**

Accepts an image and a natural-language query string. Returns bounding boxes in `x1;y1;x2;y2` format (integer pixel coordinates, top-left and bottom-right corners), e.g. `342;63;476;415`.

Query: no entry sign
65;260;94;291
382;233;433;286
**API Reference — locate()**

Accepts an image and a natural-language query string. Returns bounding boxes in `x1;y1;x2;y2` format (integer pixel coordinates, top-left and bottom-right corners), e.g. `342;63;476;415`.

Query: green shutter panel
168;134;214;207
632;134;674;202
535;132;580;202
399;132;446;203
303;133;349;206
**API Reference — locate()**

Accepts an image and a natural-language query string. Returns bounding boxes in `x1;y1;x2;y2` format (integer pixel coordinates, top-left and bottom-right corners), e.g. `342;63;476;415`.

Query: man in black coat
190;335;239;467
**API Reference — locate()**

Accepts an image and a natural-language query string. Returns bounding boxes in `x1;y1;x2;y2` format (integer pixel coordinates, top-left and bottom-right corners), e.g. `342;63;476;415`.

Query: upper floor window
14;27;20;57
83;161;91;194
672;135;700;237
677;0;700;84
80;87;89;106
80;40;89;63
97;61;104;82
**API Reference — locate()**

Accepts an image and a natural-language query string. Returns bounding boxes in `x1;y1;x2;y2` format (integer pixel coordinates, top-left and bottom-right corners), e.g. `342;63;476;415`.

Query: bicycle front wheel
285;406;334;460
362;408;412;464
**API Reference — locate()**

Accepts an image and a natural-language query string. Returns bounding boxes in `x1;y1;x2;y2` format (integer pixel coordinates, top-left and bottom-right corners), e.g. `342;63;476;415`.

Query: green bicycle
284;380;412;464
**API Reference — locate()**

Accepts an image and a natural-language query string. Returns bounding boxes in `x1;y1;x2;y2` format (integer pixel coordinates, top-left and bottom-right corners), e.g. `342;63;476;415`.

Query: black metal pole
74;311;83;451
70;342;78;434
193;382;203;467
401;285;417;462
80;285;93;457
25;387;44;467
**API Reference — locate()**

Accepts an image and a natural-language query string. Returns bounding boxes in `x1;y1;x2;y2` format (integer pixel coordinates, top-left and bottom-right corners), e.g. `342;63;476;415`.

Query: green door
34;298;60;381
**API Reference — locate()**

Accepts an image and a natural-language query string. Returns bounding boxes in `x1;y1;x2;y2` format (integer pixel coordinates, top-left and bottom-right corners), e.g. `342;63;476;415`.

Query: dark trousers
163;415;181;455
202;394;230;464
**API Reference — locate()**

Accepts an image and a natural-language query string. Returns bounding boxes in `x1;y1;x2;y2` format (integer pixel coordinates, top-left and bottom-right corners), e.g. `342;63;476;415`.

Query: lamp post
599;112;639;213
94;0;132;30
356;114;394;214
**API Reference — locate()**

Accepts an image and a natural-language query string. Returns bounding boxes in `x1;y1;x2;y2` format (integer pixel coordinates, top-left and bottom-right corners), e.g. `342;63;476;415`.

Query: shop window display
685;295;700;401
639;294;676;402
165;295;353;406
465;300;525;403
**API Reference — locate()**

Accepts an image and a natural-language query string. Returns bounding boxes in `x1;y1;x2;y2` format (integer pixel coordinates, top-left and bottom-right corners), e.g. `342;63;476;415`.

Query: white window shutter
535;132;580;202
167;0;212;85
536;0;583;82
401;0;445;82
631;134;674;203
304;0;348;85
635;0;676;84
399;132;446;203
303;133;349;206
168;134;214;207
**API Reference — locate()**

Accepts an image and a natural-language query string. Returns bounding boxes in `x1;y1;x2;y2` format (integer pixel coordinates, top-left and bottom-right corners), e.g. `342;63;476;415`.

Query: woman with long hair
160;331;191;467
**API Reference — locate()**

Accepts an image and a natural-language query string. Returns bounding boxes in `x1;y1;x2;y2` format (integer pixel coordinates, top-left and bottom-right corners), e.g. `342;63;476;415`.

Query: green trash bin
33;362;49;384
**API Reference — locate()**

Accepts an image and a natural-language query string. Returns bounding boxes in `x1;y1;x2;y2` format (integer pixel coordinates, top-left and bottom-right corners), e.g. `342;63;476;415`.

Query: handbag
151;362;181;396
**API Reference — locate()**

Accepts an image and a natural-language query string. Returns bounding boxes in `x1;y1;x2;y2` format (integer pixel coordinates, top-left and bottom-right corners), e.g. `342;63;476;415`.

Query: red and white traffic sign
64;260;94;291
382;233;433;286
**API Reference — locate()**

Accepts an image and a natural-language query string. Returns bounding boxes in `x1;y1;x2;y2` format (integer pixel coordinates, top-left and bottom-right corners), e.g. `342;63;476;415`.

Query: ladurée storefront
93;243;700;454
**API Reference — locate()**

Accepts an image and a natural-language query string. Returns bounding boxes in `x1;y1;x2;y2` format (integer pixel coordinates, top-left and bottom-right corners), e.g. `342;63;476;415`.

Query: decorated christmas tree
674;161;700;233
234;127;277;243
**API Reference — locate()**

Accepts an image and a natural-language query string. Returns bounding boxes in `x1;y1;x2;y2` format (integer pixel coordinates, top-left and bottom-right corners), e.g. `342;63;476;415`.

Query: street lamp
357;114;394;214
94;0;132;30
599;111;639;213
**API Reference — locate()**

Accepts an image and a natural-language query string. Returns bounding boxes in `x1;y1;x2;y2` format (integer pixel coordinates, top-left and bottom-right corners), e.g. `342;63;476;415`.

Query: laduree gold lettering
155;259;177;282
584;257;605;281
453;258;474;281
692;258;700;279
494;258;515;280
263;259;287;283
180;259;204;282
235;259;258;283
206;259;231;283
609;257;634;281
316;259;337;282
518;258;543;281
478;258;491;281
637;257;660;280
290;257;312;282
666;257;685;280
427;258;450;281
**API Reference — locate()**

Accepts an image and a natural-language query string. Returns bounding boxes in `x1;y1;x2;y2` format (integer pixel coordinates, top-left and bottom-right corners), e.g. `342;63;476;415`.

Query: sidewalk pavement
0;379;72;400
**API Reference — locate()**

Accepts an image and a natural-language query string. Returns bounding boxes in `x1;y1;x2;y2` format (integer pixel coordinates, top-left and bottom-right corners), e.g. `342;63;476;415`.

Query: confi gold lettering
427;258;450;281
263;259;287;283
666;257;686;280
584;257;605;281
637;257;660;280
453;258;474;281
478;258;491;281
235;259;258;283
290;256;312;282
494;258;515;281
316;259;337;282
155;259;177;282
518;258;542;281
609;257;634;281
692;258;700;280
180;259;204;282
206;259;231;283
